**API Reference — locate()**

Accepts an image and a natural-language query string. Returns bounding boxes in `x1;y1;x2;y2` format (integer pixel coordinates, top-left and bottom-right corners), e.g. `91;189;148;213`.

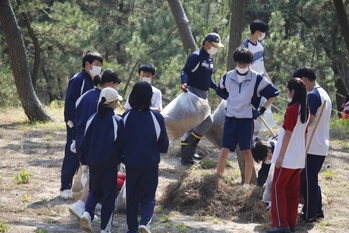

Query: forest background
1;0;349;120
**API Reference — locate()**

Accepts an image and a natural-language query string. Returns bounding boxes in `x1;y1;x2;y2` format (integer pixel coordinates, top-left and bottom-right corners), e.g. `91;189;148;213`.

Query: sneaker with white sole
60;189;73;199
69;202;84;219
80;211;92;232
101;230;111;233
139;224;151;233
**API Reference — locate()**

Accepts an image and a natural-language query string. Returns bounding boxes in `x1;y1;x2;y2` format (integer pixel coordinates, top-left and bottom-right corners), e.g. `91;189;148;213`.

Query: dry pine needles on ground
159;171;267;222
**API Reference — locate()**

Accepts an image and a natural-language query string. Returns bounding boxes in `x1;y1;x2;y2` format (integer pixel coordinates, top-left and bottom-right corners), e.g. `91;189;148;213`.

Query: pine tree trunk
167;0;197;55
0;0;56;122
227;0;245;71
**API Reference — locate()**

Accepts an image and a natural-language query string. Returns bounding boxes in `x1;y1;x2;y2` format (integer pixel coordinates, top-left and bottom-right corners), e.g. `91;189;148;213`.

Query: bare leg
243;149;254;185
80;179;90;202
216;147;230;176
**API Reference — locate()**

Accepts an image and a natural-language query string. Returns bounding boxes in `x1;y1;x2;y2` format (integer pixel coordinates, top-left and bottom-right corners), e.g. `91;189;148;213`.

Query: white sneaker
60;189;73;199
69;202;84;219
139;224;151;233
101;230;111;233
80;211;92;232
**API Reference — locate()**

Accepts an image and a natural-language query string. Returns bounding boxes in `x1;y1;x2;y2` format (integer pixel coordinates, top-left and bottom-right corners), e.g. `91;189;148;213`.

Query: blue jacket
82;108;124;170
181;47;218;91
74;88;101;134
64;69;94;122
122;109;169;169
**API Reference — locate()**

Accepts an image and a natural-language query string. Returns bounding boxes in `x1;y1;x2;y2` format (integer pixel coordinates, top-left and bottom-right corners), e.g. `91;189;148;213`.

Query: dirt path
0;119;348;233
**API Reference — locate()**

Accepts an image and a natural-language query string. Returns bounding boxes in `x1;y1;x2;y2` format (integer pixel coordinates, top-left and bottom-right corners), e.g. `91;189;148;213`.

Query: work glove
252;107;266;119
180;83;188;93
70;140;76;153
67;120;74;128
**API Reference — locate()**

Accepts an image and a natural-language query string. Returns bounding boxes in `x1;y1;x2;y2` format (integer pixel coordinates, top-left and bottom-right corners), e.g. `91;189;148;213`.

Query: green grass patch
0;221;8;232
13;171;32;184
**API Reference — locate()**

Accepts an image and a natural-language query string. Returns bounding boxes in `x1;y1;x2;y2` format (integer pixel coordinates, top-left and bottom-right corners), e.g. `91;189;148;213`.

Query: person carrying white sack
179;32;224;165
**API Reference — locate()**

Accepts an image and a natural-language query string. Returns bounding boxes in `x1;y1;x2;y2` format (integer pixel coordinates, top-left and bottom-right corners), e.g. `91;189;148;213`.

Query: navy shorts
222;117;254;151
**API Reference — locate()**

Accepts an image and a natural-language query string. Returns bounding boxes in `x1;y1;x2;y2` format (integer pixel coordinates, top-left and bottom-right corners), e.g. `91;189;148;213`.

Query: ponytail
286;78;309;124
98;97;107;118
93;74;102;86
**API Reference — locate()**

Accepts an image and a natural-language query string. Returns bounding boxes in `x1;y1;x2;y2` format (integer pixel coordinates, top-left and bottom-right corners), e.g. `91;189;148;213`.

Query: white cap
99;87;123;103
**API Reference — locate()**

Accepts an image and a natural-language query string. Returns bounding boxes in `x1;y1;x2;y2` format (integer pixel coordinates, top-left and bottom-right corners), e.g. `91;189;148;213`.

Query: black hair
233;46;253;64
292;66;316;81
138;63;155;76
129;81;152;110
251;140;272;163
286;77;309;124
346;94;349;103
82;51;104;68
97;97;108;118
93;69;121;86
250;19;268;34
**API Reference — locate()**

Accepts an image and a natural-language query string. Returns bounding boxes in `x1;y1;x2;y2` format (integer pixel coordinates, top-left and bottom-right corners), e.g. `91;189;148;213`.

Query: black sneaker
300;216;318;224
316;211;324;219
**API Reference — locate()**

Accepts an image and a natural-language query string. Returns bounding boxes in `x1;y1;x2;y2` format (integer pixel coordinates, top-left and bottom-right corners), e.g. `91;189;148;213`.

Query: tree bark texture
227;0;245;71
167;0;196;55
0;0;56;122
16;0;41;89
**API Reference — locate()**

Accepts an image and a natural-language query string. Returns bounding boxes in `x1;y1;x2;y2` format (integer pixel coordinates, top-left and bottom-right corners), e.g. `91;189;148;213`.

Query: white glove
70;140;76;153
67;120;74;128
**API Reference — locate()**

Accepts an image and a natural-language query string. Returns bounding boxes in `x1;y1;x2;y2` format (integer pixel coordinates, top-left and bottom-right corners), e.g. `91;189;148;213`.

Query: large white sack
161;91;211;142
114;180;126;212
262;163;275;202
204;99;226;148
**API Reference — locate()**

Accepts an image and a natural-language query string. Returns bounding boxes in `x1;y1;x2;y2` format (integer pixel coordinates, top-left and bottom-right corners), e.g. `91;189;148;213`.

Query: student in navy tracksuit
69;69;121;221
80;87;124;233
122;81;169;233
61;51;103;199
74;69;121;164
179;33;224;165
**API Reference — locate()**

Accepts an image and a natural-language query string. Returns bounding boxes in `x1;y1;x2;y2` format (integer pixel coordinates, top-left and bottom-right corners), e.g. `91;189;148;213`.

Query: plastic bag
161;91;211;142
204;99;226;148
114;179;126;212
81;165;89;187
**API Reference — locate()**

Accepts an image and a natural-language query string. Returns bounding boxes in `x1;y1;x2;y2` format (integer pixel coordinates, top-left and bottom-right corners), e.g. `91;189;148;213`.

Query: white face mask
258;32;266;41
207;46;218;55
142;77;152;84
287;91;293;102
236;66;249;74
89;65;101;77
